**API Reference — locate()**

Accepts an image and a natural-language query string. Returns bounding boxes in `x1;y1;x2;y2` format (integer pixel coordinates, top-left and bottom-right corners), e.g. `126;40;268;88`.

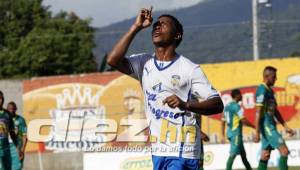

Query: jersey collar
263;83;272;91
153;53;180;71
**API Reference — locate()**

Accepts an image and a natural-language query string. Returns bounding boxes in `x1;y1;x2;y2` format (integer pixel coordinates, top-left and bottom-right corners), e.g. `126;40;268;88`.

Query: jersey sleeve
126;53;152;81
19;117;27;135
190;66;219;100
236;105;244;119
255;85;266;107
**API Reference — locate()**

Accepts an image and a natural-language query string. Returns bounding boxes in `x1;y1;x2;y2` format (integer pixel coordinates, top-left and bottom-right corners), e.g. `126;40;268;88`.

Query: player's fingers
169;100;180;108
163;97;170;105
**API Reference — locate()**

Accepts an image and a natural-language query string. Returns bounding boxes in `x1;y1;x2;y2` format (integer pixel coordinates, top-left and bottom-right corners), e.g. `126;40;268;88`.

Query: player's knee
279;146;289;156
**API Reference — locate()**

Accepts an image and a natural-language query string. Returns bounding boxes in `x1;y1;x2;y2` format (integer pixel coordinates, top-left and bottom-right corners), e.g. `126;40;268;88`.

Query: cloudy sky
43;0;204;27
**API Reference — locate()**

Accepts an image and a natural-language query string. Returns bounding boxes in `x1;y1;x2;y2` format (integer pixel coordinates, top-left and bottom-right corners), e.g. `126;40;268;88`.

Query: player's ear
174;33;181;40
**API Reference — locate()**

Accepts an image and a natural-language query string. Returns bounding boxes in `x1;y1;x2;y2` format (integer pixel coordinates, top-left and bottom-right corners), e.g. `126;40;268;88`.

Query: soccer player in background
254;66;295;170
0;91;18;170
221;89;254;170
107;6;224;170
7;102;27;170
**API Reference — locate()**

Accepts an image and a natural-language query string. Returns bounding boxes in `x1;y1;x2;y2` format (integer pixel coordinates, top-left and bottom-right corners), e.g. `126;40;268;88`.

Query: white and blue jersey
127;53;219;159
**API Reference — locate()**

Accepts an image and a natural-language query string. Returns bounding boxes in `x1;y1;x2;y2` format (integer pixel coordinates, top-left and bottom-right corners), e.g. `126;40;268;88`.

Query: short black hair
0;91;3;96
264;66;277;73
231;89;241;98
8;101;17;109
158;14;183;47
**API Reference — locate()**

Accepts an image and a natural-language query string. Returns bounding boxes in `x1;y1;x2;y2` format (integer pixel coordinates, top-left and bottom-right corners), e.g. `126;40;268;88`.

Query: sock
279;155;288;170
241;157;252;170
226;156;235;170
257;160;268;170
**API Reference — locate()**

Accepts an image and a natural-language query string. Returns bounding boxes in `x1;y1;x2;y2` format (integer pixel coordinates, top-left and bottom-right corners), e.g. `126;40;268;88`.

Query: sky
43;0;204;28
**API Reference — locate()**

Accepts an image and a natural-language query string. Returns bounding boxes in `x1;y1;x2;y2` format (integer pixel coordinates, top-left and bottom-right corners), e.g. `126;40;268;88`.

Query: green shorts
0;148;12;170
261;127;285;150
228;134;244;155
9;144;22;170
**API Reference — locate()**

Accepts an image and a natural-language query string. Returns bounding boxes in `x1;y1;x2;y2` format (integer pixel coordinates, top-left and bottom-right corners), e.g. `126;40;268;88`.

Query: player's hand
201;133;210;142
285;127;295;137
254;133;260;143
163;95;186;110
133;7;153;30
19;151;24;160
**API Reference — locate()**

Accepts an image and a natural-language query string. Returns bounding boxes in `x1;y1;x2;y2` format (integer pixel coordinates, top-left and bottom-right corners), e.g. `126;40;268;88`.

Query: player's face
7;104;16;114
152;17;177;47
0;95;3;108
237;93;242;102
267;71;277;86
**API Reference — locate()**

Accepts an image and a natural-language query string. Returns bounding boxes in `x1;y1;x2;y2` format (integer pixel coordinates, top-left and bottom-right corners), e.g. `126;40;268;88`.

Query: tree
0;0;97;79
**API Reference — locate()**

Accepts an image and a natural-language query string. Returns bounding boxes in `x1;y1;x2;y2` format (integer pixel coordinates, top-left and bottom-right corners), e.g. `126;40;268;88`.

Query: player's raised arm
107;7;153;74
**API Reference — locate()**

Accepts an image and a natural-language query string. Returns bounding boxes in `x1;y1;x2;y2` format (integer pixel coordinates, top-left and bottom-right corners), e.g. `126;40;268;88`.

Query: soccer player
7;102;27;170
0;91;18;170
221;89;254;170
254;66;295;170
106;7;224;170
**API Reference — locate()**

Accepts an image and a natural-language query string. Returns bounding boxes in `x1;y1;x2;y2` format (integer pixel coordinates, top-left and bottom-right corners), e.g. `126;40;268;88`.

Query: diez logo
27;85;196;146
28;84;110;151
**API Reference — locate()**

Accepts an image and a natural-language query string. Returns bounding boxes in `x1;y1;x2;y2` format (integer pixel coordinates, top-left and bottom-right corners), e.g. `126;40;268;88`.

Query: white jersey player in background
107;7;224;170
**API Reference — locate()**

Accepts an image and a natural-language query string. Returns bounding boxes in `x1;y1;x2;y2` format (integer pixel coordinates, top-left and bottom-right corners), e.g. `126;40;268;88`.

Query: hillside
94;0;300;68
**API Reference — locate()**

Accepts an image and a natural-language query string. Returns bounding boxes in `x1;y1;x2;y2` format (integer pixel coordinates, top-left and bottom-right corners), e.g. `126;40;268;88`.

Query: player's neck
263;81;272;88
232;99;239;103
155;46;176;61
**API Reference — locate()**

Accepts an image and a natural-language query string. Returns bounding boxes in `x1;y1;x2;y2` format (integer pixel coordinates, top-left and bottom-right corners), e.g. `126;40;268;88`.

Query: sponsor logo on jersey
171;75;180;87
152;83;163;93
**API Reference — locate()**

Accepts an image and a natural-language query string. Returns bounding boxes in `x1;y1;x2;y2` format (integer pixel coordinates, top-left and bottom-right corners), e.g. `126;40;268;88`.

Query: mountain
93;0;300;69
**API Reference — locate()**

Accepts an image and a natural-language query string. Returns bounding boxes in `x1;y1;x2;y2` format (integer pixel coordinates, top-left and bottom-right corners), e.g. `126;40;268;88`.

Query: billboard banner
23;58;300;152
83;140;300;170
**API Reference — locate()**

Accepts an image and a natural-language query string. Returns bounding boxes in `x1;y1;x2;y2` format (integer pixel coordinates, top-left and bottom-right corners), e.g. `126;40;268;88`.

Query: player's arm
107;7;153;74
254;106;263;142
9;131;18;147
254;86;265;142
8;116;18;147
163;66;224;115
200;130;210;142
19;135;27;160
163;95;223;115
186;97;224;115
241;118;255;129
19;118;28;160
274;108;295;137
